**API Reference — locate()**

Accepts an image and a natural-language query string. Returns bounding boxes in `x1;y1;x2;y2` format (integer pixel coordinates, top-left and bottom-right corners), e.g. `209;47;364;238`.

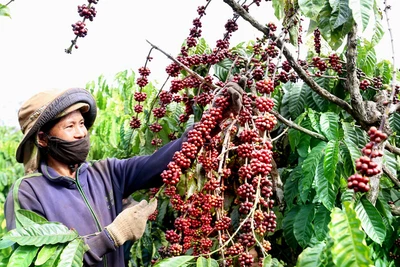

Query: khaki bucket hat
16;88;97;165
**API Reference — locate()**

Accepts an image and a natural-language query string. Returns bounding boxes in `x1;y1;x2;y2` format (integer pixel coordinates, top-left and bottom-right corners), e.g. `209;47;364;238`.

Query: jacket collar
39;161;89;188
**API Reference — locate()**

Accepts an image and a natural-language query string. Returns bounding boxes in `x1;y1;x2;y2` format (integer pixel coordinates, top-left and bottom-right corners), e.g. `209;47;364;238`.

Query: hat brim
16;88;97;163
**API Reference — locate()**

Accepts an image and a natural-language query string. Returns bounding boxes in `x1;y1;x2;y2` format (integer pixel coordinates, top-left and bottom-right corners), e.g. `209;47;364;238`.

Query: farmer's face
48;110;87;141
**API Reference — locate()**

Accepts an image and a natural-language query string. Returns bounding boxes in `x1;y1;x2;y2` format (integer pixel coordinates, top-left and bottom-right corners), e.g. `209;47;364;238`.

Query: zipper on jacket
73;167;108;267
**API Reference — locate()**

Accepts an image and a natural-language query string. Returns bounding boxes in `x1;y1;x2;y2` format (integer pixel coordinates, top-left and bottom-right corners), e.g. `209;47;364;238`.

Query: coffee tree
122;1;400;266
2;0;400;266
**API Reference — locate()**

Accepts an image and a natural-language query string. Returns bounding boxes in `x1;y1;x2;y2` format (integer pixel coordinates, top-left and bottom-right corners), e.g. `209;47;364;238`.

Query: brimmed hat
16;88;97;165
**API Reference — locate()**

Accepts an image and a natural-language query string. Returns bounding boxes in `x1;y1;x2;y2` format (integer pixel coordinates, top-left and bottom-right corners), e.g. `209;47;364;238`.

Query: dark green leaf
282;205;301;249
284;167;300;209
330;0;352;30
300;142;326;202
355;196;386;245
323;140;340;184
320;112;340;140
315;158;338;211
314;205;331;241
293;204;315;248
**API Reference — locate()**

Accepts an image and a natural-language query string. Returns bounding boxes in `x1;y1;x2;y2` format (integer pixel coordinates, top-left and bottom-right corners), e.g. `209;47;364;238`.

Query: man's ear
37;131;48;147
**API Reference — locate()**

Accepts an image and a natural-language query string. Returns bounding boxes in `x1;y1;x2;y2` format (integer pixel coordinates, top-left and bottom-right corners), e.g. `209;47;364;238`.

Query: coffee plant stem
381;1;398;128
346;24;369;124
270;110;327;141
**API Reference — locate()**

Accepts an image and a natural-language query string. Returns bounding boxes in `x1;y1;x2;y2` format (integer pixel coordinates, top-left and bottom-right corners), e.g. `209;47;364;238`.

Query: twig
146;40;216;90
270;110;328;141
5;0;14;6
385;142;400;156
382;165;400;188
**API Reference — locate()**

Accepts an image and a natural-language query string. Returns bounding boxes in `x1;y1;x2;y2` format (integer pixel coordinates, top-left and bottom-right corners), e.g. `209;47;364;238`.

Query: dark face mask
45;135;90;166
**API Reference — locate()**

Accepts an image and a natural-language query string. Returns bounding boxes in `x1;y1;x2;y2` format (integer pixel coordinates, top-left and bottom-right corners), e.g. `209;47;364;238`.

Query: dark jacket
5;137;183;267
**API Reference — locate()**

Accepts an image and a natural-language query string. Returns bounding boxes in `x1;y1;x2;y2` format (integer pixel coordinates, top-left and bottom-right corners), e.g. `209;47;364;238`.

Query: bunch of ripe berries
347;126;387;192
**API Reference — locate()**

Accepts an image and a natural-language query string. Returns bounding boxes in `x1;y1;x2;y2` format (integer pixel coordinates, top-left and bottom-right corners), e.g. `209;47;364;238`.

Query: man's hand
214;81;245;116
105;199;157;246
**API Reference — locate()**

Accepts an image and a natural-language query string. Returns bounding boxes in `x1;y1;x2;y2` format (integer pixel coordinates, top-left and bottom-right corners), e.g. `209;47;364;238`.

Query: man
4;83;243;266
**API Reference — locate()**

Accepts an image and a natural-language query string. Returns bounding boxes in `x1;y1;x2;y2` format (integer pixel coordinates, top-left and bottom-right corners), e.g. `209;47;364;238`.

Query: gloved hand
214;81;245;115
105;199;157;247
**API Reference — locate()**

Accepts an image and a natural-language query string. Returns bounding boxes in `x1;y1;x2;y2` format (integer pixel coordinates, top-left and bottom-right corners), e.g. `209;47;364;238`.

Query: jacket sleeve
82;229;116;265
109;129;191;198
4;180;115;266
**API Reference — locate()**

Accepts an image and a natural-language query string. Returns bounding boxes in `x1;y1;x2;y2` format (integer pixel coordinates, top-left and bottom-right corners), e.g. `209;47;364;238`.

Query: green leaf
355;196;386;245
272;0;284;19
357;41;377;77
57;238;85;267
4;223;78;246
0;5;10;18
16;209;48;227
300;142;326;202
288;82;307;119
349;0;374;31
293;203;315;248
330;0;352;30
0;238;15;249
7;245;39;267
284;167;300;209
323;140;340;184
314;205;331;241
283;205;301;249
383;150;397;177
389;112;400;134
298;0;325;19
307;109;322;134
40;244;66;267
329;202;373;266
196;256;219;267
296;242;326;267
35;244;60;265
320;112;340;140
339;142;356;178
315;158;339;210
153;256;195;267
371;2;384;46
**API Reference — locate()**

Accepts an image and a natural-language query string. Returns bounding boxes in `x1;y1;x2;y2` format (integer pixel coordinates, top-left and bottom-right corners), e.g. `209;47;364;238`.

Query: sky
0;0;399;128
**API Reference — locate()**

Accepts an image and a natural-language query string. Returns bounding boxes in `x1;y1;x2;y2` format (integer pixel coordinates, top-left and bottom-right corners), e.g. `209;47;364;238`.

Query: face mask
45;135;90;166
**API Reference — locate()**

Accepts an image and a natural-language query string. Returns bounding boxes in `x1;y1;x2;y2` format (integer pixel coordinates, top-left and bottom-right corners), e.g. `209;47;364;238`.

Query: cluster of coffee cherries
314;29;321;54
65;0;99;53
359;79;371;91
347;126;387;192
390;238;400;261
